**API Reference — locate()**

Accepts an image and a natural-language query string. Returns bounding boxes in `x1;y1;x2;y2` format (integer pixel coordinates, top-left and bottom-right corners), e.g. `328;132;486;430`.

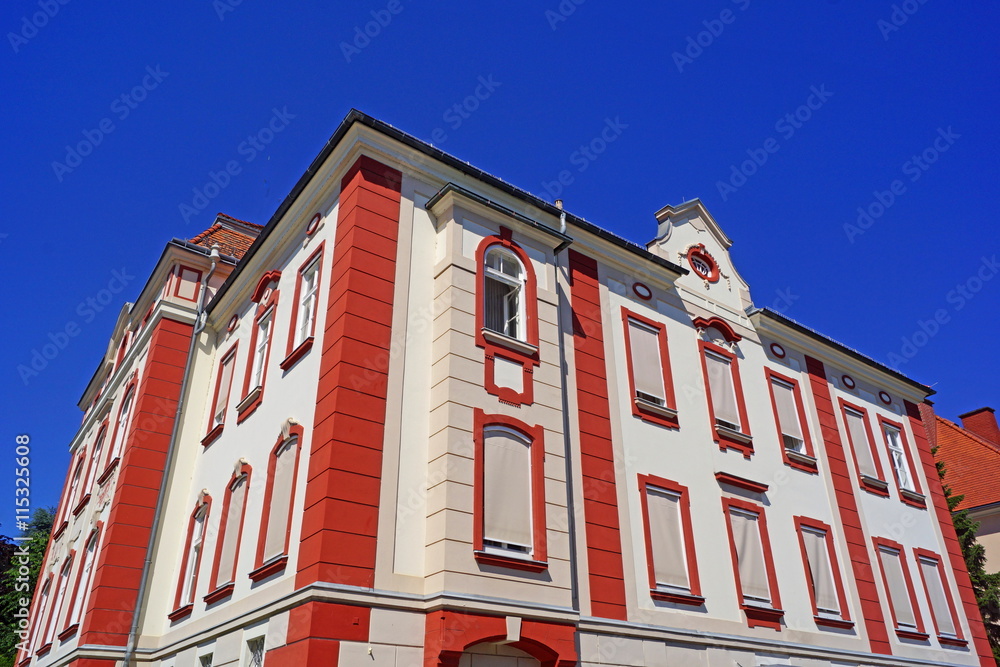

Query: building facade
19;110;995;667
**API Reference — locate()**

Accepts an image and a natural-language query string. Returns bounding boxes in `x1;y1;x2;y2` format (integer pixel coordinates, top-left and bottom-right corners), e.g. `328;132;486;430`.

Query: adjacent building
19;110;995;667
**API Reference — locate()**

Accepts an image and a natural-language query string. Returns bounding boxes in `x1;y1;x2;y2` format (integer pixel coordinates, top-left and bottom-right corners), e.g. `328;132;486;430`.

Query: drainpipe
122;245;219;666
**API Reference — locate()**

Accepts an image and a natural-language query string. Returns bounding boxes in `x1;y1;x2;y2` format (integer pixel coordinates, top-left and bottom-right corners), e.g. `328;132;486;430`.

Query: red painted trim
568;249;628;621
876;414;924;500
167;604;192;622
172;494;212;611
804;355;891;655
56;623;78;642
793;516;852;627
764;367;818;472
686;244;720;282
95;456;119;486
71;493;90;517
721;497;783;630
632;282;652;300
906;400;994;664
305;211;322;236
472;409;547;568
249;555;288;582
283;242;325;366
872;536;926;637
203;582;235;605
838;398;890;496
208;463;252;592
172;265;203;302
691;315;741;342
250;270;282;304
484;351;534;406
621;308;678;428
237;298;277;423
254;425;304;572
423;610;578;667
64;528;98;630
913;547;965;644
715;472;768;494
206;342;238;441
81;421;108;494
105;381;137;469
699;340;752;457
638;474;702;602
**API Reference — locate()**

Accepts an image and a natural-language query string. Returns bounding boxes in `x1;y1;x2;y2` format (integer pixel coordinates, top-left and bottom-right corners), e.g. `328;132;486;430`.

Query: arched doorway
460;641;542;666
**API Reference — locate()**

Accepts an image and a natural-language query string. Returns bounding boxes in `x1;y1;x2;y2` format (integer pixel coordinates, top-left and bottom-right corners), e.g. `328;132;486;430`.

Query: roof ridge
937;415;1000;456
190;223;222;244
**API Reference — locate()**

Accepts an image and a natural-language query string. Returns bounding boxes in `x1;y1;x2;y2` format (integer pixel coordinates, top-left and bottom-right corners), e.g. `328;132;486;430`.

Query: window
31;579;50;653
765;369;817;471
45;558;73;645
879;417;923;504
109;387;135;463
239;273;280;422
205;346;238;444
246;637;265;667
209;467;251;596
874;537;925;638
794;518;851;627
914;549;963;642
706;352;740;431
67;531;99;627
83;425;107;491
700;338;752;456
253;427;303;578
200;654;214;667
473;410;546;571
484;247;525;340
622;309;677;425
296;256;319;347
723;497;783;629
67;457;84;511
251;313;272;390
840;400;888;495
638;475;701;604
175;500;210;611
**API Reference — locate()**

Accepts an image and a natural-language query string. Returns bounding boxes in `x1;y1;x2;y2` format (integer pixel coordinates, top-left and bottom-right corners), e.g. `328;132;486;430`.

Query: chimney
958;407;1000;445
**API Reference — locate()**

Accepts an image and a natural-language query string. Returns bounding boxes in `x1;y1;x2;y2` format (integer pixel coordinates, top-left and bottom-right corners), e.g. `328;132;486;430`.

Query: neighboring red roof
190;213;262;260
933;415;1000;510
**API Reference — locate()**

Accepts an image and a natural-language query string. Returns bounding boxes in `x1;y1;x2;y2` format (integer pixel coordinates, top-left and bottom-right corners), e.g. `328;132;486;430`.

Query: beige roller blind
214;354;235;425
920;558;956;636
629;320;664;403
706;353;740;428
483;429;533;550
646;488;688;590
879;547;916;628
771;380;803;440
263;440;296;561
729;509;770;603
845;410;878;478
802;528;840;613
217;477;247;585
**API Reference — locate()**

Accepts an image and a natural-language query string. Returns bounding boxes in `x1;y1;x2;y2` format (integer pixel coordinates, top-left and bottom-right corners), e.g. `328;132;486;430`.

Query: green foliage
0;508;55;667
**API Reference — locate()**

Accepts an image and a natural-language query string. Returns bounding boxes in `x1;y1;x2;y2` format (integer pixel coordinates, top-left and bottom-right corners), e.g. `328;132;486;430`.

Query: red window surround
475;229;539;407
62;523;101;639
721;496;784;630
250;424;304;582
33;575;53;656
172;265;203;302
206;464;252;604
764;367;818;473
878;415;926;508
699;340;753;458
203;342;239;447
793;517;853;629
472;409;547;572
621;308;678;428
100;377;137;478
170;495;211;621
237;272;281;423
912;547;966;646
637;474;702;605
839;398;889;497
872;537;927;640
281;243;324;371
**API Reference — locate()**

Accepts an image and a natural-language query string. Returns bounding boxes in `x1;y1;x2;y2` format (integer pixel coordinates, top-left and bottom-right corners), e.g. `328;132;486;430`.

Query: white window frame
483;247;526;341
67;531;98;626
884;425;914;491
296;257;320;347
182;507;208;606
212;350;237;428
251;312;273;390
110;388;135;462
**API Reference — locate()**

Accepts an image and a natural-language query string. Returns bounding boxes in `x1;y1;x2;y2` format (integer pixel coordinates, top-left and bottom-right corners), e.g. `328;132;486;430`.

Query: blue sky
2;1;997;517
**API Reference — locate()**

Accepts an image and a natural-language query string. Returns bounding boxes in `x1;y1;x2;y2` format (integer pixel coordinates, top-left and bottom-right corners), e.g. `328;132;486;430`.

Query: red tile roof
933;415;1000;510
190;213;262;260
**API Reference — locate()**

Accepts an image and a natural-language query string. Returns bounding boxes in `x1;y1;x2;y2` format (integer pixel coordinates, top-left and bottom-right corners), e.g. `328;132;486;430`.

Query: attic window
686;244;719;282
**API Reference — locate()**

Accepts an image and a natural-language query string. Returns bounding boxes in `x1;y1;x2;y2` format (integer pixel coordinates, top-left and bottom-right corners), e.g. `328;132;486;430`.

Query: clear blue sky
2;1;997;518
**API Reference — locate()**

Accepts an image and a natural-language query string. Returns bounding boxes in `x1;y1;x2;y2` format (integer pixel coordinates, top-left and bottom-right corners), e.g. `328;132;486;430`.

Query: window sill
900;488;927;508
715;425;754;459
203;583;235;605
741;603;784;630
474;551;547;573
57;624;79;642
650;589;705;606
481;329;539;358
249;555;288;582
938;635;969;647
37;642;52;657
860;474;890;497
96;457;120;486
201;423;224;447
167;604;193;622
895;628;930;641
814;615;854;630
634;397;679;428
280;337;314;370
717;424;752;444
236;386;262;423
52;520;69;541
72;494;91;517
785;449;818;473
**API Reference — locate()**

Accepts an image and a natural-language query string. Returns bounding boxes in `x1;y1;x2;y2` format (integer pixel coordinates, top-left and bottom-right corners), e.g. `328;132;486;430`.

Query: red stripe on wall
906;401;995;666
296;154;402;590
79;317;193;648
568;250;627;621
804;356;891;655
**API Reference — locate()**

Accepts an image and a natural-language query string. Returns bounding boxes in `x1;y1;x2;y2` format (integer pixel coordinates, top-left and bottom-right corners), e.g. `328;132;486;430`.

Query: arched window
109;387;135;463
66;456;84;513
172;498;210;616
83;425;108;492
483;247;526;341
67;529;100;628
209;466;251;598
256;431;302;572
44;557;73;645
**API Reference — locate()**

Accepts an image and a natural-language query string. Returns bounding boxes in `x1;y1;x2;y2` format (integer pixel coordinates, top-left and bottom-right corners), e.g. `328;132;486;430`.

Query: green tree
0;508;55;667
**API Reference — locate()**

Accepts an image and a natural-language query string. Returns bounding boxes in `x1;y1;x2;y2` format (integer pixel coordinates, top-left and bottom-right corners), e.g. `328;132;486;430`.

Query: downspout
122;244;220;666
552;200;581;612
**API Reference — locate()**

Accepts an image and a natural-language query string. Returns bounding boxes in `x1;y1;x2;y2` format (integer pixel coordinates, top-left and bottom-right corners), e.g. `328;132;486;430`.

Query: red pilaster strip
79;318;193;648
907;401;994;666
296;155;402;589
568;250;627;621
804;356;891;655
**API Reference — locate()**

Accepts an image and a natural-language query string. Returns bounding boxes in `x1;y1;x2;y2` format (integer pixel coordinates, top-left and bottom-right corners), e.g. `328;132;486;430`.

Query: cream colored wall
973;507;1000;573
